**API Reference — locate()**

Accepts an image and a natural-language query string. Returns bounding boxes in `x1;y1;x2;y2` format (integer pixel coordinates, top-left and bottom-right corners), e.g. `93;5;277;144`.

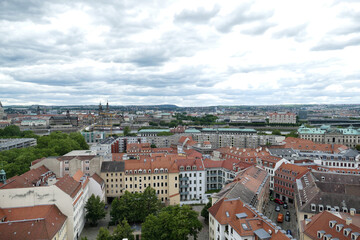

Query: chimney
346;217;352;225
350;208;356;216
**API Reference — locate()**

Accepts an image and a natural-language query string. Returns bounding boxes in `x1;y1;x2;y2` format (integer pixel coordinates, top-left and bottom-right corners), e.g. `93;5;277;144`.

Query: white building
269;112;297;124
209;198;291;240
177;157;207;204
0;166;90;240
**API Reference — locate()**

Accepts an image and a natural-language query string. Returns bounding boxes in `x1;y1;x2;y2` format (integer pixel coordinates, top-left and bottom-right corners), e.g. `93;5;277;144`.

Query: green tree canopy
110;187;161;225
112;219;134;240
201;199;212;222
142;205;202;240
96;227;112;240
271;129;282;135
85;194;106;226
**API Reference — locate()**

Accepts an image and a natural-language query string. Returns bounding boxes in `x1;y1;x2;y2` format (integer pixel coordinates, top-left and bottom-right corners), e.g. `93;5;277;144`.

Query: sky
0;0;360;107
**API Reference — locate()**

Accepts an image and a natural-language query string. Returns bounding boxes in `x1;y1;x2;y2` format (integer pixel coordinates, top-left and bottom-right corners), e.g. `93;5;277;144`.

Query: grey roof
342;149;360;157
101;161;125;172
253;228;271;240
312;171;360;185
268;148;296;157
297;171;360;214
235;213;248;219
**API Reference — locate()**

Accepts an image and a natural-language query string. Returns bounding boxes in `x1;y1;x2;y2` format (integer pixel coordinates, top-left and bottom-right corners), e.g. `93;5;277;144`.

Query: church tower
106;101;109;112
0;169;6;184
0;101;5;120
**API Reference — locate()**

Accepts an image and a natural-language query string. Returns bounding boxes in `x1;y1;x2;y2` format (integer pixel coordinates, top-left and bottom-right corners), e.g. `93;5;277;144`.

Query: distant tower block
106;101;109;112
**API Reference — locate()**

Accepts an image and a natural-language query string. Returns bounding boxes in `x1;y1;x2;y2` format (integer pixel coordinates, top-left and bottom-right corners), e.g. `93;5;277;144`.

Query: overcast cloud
1;0;359;106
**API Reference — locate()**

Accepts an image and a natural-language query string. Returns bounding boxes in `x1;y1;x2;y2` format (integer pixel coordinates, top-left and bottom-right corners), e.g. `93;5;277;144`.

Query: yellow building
100;161;125;201
123;154;180;205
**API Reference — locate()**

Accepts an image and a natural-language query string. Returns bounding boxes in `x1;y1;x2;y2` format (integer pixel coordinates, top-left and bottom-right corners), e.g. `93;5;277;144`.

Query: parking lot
263;199;298;239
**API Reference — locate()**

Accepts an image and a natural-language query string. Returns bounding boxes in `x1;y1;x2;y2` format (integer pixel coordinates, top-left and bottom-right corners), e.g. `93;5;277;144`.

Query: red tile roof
303;210;360;240
55;175;81;198
282;137;348;154
277;162;310;179
72;170;84;182
0;166;54;189
0;205;67;240
209;198;289;239
91;173;104;185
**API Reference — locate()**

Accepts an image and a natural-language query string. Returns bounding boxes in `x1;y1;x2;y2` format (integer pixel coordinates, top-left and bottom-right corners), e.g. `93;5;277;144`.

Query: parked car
277;213;284;223
274;198;284;205
286;229;292;236
275;205;281;212
285;214;290;222
283;203;288;209
286;211;290;216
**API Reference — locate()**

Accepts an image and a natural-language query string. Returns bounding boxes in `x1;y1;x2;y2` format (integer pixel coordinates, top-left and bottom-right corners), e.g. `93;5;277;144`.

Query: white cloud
0;0;359;106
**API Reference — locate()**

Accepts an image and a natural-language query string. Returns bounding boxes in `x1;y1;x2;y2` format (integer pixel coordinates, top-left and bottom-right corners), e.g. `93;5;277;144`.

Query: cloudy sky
1;0;360;106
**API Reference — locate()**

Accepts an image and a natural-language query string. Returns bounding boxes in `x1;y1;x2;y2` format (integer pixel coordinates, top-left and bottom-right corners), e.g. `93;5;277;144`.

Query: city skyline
1;0;360;106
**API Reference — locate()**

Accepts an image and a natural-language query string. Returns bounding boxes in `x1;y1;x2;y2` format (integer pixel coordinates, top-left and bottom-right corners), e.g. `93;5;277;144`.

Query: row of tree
0;126;89;178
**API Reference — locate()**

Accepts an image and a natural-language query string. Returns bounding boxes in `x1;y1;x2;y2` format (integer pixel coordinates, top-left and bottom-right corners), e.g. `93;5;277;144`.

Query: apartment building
0;138;37;151
301;210;360;240
281;137;348;154
269;112;297;124
123;155;180;205
100;161;125;201
295;171;360;224
208;198;291;240
177;157;207;204
0;166;90;239
31;153;103;177
0;205;68;240
203;158;253;191
212;165;270;213
274;162;310;203
257;156;287;190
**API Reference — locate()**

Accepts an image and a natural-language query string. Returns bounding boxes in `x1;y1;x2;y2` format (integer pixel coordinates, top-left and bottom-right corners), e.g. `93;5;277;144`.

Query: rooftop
0;205;67;240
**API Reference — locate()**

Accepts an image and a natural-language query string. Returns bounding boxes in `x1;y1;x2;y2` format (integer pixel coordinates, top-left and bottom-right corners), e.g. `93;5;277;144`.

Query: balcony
180;184;189;188
180;177;189;181
180;191;189;195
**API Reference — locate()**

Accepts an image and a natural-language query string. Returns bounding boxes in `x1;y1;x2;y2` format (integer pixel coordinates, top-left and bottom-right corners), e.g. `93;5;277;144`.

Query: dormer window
319;205;324;212
336;224;344;232
138;170;142;174
148;169;151;173
329;220;337;228
134;170;137;174
351;232;360;240
192;166;197;170
342;207;348;213
160;168;164;173
334;206;340;212
125;170;128;174
324;234;332;240
317;230;325;238
326;205;332;211
344;228;352;237
129;170;132;174
311;204;316;212
154;169;158;173
165;168;168;173
180;166;184;171
186;166;191;170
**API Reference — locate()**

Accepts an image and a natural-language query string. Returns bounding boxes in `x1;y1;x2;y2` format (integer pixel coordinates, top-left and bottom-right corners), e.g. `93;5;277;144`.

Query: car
286;229;292;236
283;203;288;209
274;198;284;205
277;213;284;223
286;211;290;216
275;205;281;212
285;214;290;222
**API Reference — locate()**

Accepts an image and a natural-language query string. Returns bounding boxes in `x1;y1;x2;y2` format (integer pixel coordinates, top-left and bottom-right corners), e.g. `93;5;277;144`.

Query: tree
142;205;202;240
96;227;112;240
201;199;212;222
286;131;299;138
124;126;131;136
112;219;134;240
110;187;161;224
271;129;282;135
150;144;157;148
85;194;106;226
356;145;360;151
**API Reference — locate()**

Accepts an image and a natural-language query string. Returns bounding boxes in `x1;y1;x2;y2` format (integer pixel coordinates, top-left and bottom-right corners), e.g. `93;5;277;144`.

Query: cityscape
1;0;360;240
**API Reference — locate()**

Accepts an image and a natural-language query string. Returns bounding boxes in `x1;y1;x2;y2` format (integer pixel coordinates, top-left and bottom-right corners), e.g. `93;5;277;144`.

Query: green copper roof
185;129;201;133
202;128;256;132
298;125;360;135
138;129;170;133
